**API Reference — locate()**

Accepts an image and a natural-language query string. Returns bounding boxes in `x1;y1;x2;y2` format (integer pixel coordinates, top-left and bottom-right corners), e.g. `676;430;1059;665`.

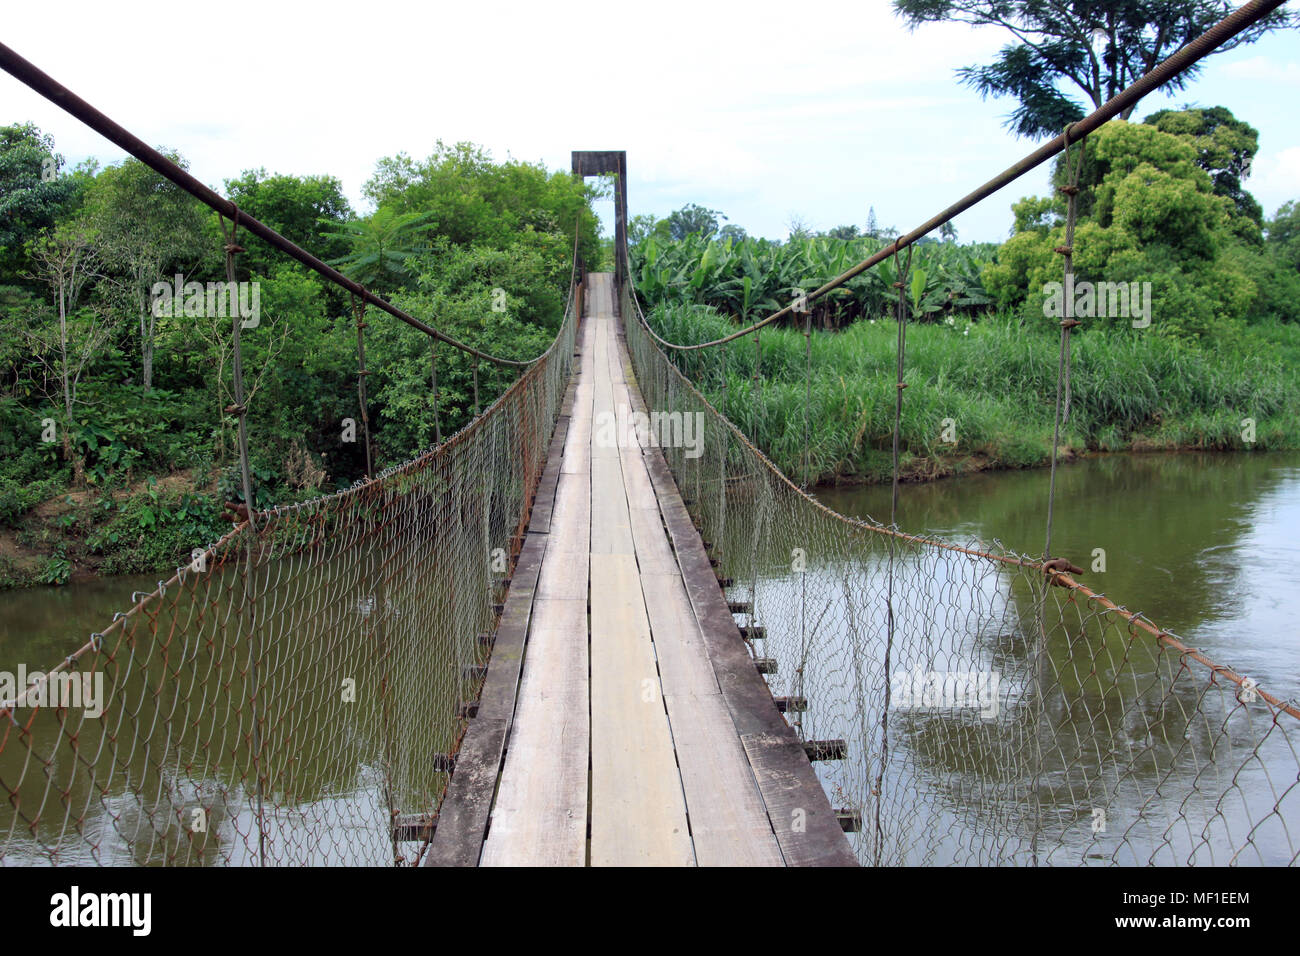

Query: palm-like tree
319;207;437;289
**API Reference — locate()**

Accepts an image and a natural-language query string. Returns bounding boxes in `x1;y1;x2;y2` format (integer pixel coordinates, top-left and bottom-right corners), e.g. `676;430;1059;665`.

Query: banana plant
632;231;997;325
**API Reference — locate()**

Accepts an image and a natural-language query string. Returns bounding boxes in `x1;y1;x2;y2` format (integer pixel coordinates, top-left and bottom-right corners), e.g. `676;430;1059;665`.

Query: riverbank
648;302;1300;487
6;301;1300;589
0;470;233;590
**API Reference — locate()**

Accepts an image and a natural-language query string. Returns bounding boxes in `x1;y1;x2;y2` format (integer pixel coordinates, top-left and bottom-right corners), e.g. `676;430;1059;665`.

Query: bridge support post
571;150;627;294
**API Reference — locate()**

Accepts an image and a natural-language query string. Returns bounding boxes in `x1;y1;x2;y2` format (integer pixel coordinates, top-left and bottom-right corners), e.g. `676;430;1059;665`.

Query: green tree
666;204;726;241
84;155;207;390
363;141;596;260
223;168;354;274
893;0;1299;139
629;213;671;247
17;224;116;483
318;207;437;289
786;215;813;242
983;120;1258;338
0;124;84;282
1268;200;1300;264
1143;106;1262;227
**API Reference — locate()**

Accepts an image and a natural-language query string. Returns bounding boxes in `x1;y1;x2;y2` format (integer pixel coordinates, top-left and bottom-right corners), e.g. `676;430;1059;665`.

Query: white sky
3;0;1298;244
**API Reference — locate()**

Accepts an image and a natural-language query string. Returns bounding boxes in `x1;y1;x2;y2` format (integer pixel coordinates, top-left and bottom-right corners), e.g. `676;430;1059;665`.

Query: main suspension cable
0;39;572;368
628;0;1287;352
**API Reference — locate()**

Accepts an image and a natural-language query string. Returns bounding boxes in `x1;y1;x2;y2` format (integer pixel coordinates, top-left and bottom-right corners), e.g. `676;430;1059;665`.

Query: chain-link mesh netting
0;295;576;867
621;276;1300;867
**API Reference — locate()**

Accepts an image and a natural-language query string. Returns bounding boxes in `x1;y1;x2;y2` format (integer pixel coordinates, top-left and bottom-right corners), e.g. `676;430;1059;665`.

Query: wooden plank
606;314;625;383
640;572;719;698
639;571;783;866
561;383;592;476
589;456;634;555
590;334;618;461
589;535;693;867
578;315;597;379
544;473;590;554
741;733;859;867
628;505;677;574
665;696;785;867
421;717;507;866
537;473;590;599
618;441;656;505
425;534;547;867
527;416;569;535
480;596;589;867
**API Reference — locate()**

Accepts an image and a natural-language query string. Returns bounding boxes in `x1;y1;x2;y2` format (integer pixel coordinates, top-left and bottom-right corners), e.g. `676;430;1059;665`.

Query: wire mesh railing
614;0;1298;867
0;288;577;867
0;36;588;867
621;258;1300;866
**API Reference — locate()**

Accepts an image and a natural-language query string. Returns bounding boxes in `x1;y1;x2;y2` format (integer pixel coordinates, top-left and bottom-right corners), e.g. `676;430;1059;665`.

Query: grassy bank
646;302;1300;486
0;470;276;589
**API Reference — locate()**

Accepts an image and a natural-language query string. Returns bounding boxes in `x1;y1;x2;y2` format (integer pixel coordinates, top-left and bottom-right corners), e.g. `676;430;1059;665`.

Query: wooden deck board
459;274;856;868
589;555;694;866
641;572;784;866
480;597;589;867
589;457;634;555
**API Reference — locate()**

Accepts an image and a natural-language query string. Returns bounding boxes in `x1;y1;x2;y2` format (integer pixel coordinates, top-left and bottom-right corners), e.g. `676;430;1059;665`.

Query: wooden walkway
426;274;856;867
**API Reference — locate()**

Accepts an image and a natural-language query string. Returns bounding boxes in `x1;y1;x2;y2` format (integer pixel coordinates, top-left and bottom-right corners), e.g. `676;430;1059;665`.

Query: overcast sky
4;0;1298;244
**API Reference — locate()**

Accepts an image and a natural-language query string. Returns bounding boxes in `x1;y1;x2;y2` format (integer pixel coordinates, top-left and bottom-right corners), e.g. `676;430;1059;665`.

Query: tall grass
647;303;1300;486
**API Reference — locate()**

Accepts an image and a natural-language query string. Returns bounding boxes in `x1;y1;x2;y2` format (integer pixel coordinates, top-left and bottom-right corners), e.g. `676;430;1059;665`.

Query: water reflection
817;451;1300;704
715;452;1300;865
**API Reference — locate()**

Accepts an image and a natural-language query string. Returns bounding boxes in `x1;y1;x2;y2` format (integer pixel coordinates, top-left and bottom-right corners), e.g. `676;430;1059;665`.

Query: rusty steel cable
0;40;556;369
1043;128;1087;563
622;262;1300;866
217;211;259;528
629;0;1289;353
0;279;580;865
874;241;914;864
351;295;375;479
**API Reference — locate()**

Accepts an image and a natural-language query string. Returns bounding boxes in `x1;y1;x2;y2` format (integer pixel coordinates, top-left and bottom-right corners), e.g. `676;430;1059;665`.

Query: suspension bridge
2;0;1298;868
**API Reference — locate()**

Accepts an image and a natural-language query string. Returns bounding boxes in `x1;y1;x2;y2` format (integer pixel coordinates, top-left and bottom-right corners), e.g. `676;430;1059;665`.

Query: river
817;450;1300;708
2;450;1297;865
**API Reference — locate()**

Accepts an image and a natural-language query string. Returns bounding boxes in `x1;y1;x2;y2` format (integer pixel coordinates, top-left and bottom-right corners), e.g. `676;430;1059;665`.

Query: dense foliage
632;232;994;329
633;107;1300;486
892;0;1298;139
0;131;597;586
985;116;1300;339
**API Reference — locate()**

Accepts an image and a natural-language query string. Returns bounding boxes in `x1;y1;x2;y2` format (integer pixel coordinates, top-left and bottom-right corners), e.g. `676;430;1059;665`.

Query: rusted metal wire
1043;126;1086;562
431;343;442;445
623;259;1300;868
889;244;913;527
352;295;375;479
219;210;257;529
0;40;549;368
631;0;1289;352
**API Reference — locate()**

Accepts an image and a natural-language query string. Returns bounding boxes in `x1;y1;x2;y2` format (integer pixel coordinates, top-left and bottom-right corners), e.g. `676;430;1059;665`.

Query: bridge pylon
571;150;627;293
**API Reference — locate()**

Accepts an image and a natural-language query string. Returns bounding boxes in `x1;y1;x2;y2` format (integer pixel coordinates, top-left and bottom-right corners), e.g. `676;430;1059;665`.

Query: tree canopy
984;118;1298;339
892;0;1299;138
1143;106;1262;226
